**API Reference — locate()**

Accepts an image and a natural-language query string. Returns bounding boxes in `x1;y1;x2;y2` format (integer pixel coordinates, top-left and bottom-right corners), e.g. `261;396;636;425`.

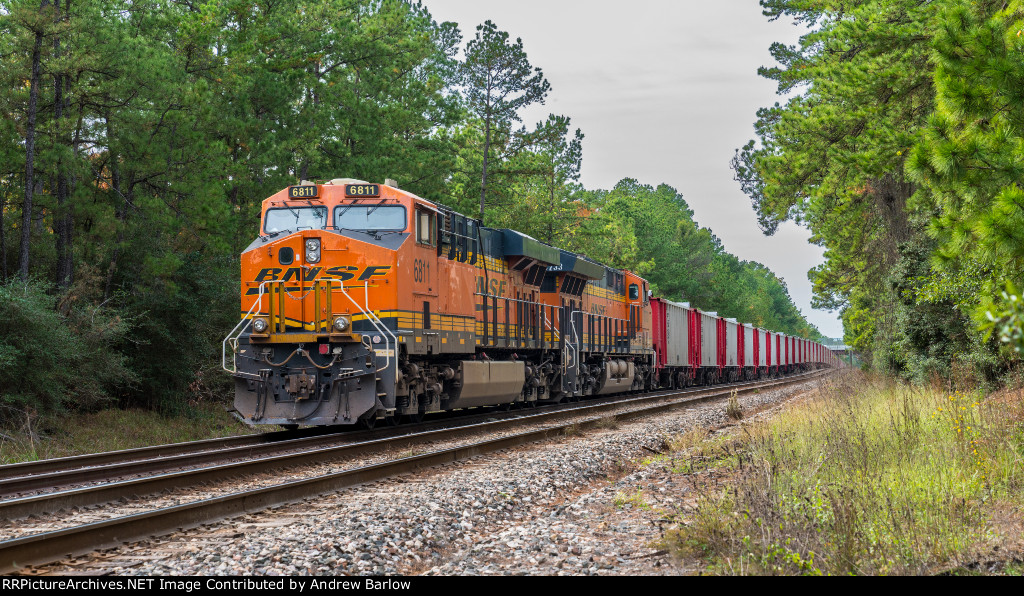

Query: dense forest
0;0;818;423
736;0;1024;383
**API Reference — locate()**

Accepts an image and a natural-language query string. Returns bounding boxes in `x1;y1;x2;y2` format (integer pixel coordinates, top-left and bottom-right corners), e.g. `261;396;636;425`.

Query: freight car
223;179;837;428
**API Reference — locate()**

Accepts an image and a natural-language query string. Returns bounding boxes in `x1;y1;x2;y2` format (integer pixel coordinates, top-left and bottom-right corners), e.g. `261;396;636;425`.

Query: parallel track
0;371;825;498
0;370;828;574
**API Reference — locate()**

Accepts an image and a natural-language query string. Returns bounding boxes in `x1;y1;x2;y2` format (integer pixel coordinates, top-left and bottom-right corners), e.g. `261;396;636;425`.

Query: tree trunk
52;0;73;288
0;188;6;280
54;0;72;289
103;115;129;301
546;170;555;243
21;1;48;281
480;117;490;222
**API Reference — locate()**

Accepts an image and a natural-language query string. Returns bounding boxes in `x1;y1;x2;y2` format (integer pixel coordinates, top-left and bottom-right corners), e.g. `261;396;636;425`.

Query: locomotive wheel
384;414;400;426
360;416;377;430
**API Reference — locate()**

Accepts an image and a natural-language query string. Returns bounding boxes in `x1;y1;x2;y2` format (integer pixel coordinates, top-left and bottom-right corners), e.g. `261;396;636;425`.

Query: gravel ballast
39;379;822;576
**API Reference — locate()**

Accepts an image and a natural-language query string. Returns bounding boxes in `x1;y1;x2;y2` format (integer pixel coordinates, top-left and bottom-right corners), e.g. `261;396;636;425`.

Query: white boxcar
700;311;718;368
725;318;738;367
743;324;754;368
663;299;690;367
757;328;767;367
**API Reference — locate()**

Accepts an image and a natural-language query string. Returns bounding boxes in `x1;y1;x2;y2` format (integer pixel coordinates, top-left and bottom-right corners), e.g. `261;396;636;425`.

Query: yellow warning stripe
239;310;477;333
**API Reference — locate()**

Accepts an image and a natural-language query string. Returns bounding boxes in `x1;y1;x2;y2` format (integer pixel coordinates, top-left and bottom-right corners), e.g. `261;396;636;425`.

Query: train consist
224;179;838;427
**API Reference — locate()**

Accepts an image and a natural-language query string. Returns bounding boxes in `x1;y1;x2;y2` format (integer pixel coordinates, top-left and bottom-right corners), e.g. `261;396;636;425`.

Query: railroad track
0;371;825;500
0;370;828;573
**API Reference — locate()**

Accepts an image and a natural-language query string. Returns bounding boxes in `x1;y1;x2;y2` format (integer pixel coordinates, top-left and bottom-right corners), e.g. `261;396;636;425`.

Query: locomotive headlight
305;238;321;263
252;317;269;333
333;316;350;332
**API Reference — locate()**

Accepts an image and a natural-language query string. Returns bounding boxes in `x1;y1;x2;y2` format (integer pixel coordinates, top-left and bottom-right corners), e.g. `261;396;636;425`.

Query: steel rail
0;425;427;496
0;388;696;487
0;371;823;520
0;371;828;574
0;370;823;495
0;427;338;482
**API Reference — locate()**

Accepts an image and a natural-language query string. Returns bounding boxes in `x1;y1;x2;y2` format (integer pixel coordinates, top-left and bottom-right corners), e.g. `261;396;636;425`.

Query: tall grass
0;404;251;464
664;371;1024;575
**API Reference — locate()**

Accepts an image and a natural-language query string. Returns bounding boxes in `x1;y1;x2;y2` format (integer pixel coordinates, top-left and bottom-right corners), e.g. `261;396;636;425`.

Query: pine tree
733;0;943;368
461;20;549;222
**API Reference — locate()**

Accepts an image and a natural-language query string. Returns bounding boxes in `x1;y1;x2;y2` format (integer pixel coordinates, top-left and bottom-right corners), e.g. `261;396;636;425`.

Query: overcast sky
426;0;843;338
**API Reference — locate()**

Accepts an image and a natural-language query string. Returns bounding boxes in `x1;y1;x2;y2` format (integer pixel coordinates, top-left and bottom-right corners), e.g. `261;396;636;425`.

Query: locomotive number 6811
223;179;836;428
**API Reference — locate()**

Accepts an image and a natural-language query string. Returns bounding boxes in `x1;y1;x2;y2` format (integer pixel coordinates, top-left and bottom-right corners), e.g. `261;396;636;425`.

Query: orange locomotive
223;179;656;427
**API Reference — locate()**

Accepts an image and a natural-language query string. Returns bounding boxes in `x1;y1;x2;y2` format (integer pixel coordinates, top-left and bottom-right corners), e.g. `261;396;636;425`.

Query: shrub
0;279;135;424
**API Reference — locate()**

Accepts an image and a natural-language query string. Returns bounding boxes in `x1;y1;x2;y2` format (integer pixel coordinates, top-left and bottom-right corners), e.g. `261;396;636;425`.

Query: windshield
334;205;407;231
264;206;328;234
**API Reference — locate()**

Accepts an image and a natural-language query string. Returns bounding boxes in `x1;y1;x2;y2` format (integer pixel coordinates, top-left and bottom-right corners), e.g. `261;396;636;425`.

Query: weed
613;487;651;511
396;448;425;459
727;390;743;420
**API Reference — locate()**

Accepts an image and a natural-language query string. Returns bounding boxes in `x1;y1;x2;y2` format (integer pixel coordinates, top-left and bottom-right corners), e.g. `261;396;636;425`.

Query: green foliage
111;250;240;414
0;403;250;465
982;283;1024;355
0;0;468;421
579;179;821;337
737;0;938;358
908;1;1024;272
0;279;134;421
905;1;1024;362
738;0;1024;379
488;114;584;244
459;19;550;221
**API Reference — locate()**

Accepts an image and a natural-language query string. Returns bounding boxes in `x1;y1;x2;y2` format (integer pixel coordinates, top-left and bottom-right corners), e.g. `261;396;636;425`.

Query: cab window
416;209;435;245
629;283;640;300
264;206;328;234
333;205;406;231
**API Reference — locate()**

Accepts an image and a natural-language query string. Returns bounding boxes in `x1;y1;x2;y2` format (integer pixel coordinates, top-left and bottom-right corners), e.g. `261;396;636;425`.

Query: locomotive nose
241;228;397;340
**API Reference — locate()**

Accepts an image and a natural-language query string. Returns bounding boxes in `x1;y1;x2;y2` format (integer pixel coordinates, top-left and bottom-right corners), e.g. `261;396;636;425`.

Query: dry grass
0;404;251;464
562;422;582;436
726;390;743;420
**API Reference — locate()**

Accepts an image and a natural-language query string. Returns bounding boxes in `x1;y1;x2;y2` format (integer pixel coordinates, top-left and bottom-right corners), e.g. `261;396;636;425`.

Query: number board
288;185;319;199
345;184;380;198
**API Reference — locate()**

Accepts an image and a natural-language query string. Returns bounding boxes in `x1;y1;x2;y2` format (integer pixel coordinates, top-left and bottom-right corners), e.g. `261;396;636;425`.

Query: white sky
426;0;843;339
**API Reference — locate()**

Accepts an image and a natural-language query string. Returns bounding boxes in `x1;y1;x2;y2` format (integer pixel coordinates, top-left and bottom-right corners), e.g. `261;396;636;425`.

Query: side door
412;205;439;351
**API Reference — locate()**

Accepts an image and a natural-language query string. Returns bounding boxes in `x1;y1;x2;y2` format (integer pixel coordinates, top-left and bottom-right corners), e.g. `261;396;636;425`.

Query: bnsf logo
245;266;391;294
